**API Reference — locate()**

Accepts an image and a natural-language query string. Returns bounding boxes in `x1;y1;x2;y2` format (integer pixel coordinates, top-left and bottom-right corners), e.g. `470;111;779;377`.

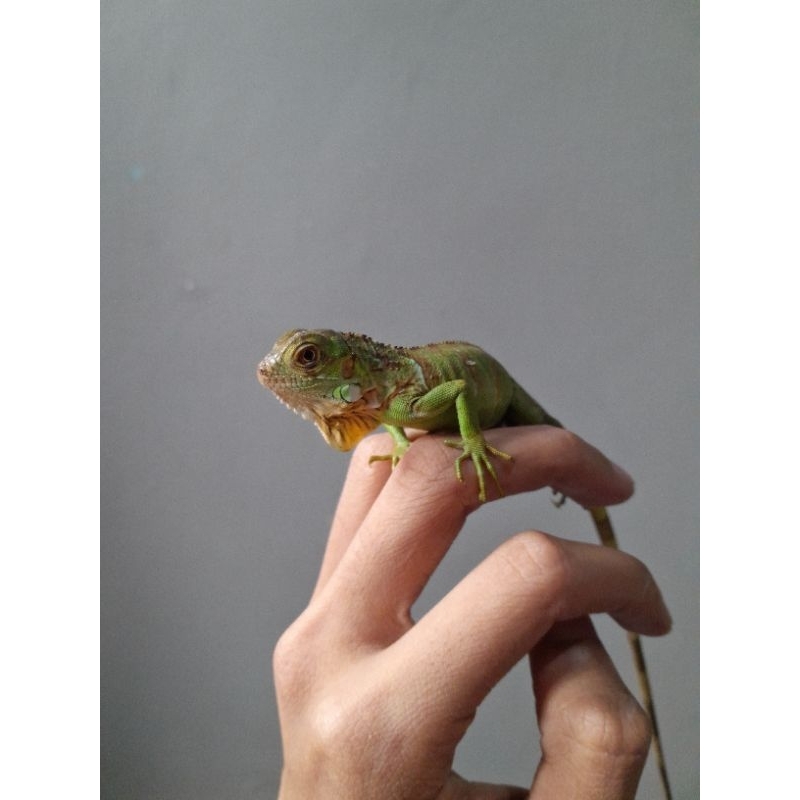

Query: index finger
314;426;635;639
312;433;396;597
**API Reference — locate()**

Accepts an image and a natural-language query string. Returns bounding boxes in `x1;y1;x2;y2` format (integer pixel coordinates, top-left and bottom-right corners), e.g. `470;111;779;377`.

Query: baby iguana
258;328;671;800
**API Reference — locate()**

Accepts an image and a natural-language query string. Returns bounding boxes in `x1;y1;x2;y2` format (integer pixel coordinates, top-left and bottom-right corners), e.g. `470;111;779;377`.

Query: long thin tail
588;506;673;800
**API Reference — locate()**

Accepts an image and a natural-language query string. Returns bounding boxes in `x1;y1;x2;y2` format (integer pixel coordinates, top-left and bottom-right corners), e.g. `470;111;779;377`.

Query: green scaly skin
257;328;672;800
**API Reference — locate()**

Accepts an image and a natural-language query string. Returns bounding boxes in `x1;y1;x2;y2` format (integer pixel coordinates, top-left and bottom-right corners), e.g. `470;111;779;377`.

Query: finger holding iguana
316;424;631;598
309;425;634;647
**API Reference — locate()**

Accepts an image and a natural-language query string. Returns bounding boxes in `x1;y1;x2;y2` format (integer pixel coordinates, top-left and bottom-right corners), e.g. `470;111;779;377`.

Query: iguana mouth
258;353;382;450
257;353;283;388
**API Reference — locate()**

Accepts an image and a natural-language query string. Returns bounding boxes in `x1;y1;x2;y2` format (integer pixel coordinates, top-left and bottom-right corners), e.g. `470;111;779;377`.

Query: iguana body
258;328;671;800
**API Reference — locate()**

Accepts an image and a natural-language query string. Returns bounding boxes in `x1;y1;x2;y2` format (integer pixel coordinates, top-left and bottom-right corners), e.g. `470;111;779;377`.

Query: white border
702;2;799;796
4;3;99;797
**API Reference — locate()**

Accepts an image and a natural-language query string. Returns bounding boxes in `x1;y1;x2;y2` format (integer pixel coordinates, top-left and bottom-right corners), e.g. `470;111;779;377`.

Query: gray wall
102;2;698;797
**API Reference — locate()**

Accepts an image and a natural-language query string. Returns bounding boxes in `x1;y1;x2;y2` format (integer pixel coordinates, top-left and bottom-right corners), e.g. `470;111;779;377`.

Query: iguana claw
443;437;512;503
368;447;407;469
368;425;411;468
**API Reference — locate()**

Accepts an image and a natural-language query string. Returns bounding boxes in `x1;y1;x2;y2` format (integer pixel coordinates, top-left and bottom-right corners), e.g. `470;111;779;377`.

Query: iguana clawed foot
368;425;412;468
369;432;512;503
443;436;512;503
368;444;409;469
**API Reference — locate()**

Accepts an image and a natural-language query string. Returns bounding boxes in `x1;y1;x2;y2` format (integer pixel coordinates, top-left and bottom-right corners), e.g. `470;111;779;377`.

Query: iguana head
257;329;385;451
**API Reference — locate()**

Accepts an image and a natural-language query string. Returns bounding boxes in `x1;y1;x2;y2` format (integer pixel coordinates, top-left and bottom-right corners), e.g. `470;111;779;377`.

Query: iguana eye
293;343;320;369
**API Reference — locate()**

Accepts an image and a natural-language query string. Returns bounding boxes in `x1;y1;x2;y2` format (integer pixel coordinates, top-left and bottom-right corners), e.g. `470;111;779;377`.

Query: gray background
102;1;698;797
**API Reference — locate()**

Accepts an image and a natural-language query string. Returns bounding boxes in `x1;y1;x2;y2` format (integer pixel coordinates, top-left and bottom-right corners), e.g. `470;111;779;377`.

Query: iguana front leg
368;425;411;467
443;390;512;502
372;379;512;502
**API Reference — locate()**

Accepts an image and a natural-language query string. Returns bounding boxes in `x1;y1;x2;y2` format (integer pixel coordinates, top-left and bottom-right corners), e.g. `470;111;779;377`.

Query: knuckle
550;427;583;459
272;624;301;673
397;435;449;476
566;694;652;760
272;611;326;699
354;434;469;505
272;627;306;697
557;427;583;451
394;438;474;507
547;428;585;480
307;694;357;755
501;531;571;598
307;686;400;768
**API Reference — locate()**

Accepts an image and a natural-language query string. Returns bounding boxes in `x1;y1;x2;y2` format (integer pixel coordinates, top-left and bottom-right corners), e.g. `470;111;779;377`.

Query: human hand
273;427;671;799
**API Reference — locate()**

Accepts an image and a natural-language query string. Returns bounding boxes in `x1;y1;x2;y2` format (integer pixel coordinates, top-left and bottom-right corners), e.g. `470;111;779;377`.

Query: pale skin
273;426;672;799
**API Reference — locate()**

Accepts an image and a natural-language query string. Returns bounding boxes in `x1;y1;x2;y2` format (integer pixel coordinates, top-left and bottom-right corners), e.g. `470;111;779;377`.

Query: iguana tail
589;506;673;800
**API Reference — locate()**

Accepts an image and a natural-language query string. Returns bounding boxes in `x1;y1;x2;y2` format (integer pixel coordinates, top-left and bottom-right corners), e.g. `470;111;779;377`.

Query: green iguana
258;328;671;800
